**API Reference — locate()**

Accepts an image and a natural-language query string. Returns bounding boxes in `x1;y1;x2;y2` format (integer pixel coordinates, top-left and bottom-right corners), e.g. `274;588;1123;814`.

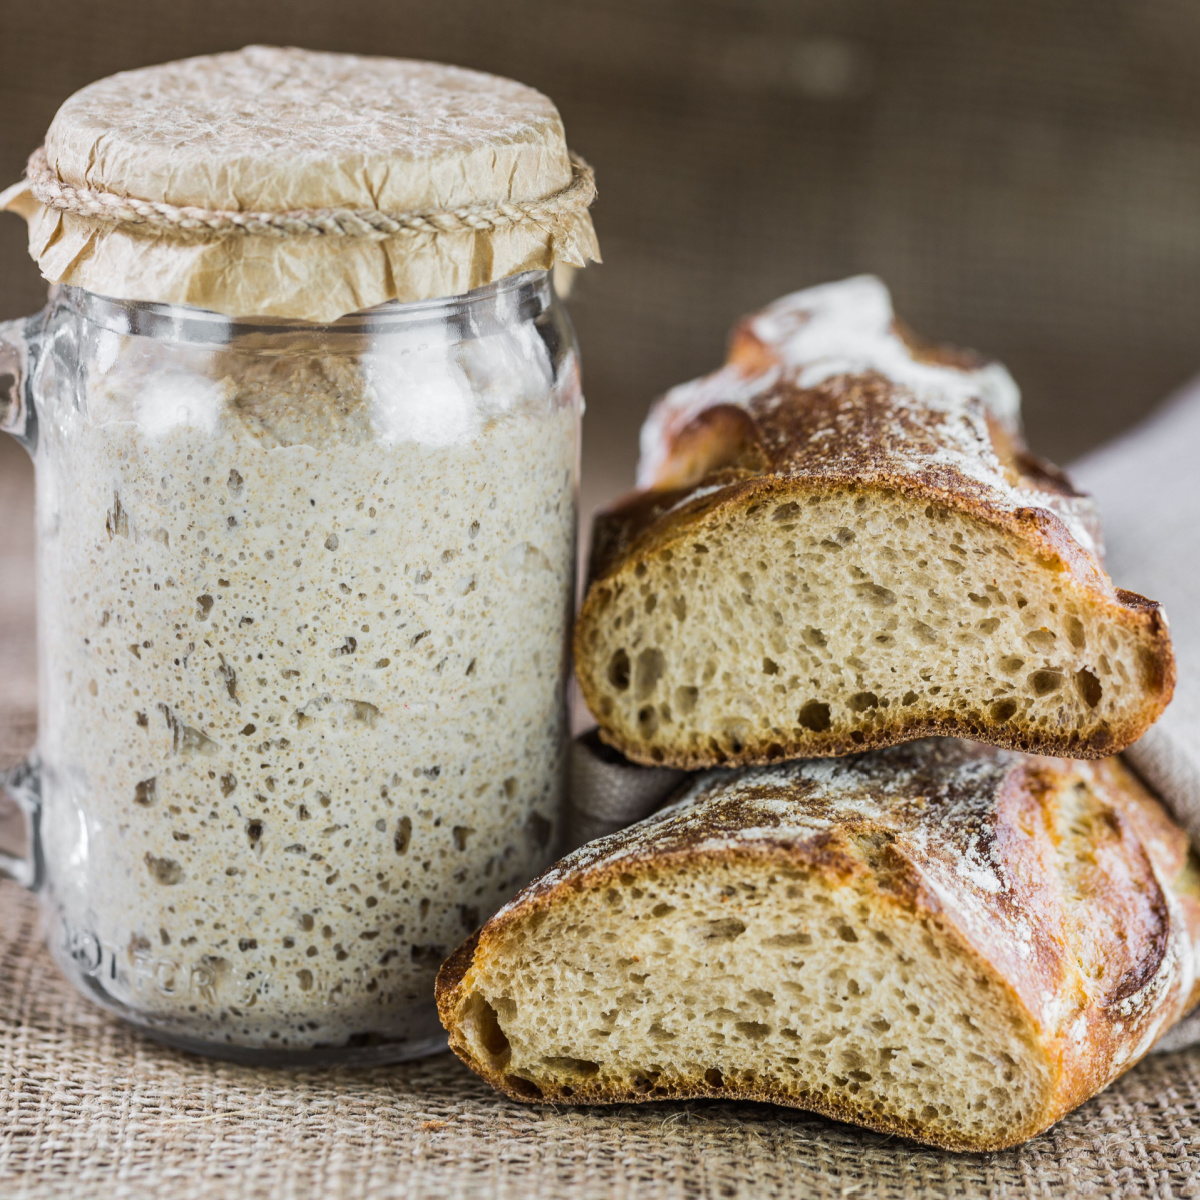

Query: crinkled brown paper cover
0;47;600;321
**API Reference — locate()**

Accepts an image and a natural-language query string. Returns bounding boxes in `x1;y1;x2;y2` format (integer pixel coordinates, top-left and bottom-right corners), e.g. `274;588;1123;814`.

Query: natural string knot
23;146;596;241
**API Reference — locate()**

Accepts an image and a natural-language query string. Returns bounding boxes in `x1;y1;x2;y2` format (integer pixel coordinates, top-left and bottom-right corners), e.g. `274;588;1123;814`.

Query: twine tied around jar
23;145;597;241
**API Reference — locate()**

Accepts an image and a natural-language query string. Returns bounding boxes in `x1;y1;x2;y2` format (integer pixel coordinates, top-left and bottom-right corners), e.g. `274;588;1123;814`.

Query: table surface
2;437;1200;1200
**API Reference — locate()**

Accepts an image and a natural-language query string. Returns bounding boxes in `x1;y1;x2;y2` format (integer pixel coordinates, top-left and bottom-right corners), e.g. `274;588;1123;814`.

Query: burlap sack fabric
1;887;1200;1199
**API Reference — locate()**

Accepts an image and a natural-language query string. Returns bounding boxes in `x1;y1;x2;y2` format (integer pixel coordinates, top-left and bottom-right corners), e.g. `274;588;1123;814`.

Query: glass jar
0;269;580;1064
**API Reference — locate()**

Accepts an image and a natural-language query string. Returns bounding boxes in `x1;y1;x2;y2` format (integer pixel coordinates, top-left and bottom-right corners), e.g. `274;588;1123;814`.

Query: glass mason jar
0;270;580;1064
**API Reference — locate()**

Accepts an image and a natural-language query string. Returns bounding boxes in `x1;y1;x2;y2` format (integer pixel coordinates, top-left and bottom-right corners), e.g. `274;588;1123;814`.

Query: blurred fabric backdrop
1;0;1199;521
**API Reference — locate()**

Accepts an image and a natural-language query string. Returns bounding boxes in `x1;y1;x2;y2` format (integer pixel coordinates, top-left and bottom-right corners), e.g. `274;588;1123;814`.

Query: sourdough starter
34;311;578;1052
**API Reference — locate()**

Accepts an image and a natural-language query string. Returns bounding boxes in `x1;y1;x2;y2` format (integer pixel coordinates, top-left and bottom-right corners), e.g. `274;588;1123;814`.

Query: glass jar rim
55;269;552;343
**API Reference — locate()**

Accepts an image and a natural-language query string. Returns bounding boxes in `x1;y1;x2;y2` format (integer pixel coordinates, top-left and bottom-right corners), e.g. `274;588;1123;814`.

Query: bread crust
577;301;1175;767
437;741;1200;1151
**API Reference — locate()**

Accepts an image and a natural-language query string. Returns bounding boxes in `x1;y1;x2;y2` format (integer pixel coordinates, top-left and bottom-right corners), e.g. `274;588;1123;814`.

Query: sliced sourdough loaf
436;740;1200;1152
575;277;1174;767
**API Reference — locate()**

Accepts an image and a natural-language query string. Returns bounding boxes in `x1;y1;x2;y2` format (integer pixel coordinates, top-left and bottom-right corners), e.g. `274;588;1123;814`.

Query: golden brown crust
434;929;482;1014
593;371;1105;587
437;742;1200;1151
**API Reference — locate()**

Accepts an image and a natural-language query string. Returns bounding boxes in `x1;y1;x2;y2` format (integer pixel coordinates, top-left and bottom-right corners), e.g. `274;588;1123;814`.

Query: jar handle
0;757;41;889
0;312;44;453
0;308;44;887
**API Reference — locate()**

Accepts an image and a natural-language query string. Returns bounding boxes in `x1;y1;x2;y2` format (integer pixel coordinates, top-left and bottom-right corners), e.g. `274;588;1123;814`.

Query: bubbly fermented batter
34;312;578;1054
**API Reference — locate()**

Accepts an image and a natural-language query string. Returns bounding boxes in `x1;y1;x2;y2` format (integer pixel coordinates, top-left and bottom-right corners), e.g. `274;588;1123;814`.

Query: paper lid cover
1;46;600;321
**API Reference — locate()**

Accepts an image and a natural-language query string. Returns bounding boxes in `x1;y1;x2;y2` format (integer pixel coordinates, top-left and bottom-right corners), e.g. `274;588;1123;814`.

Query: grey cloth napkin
1072;381;1200;845
567;377;1200;1051
565;731;688;851
1073;376;1200;1052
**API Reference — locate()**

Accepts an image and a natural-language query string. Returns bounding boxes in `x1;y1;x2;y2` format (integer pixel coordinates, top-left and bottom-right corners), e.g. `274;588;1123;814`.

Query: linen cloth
1072;379;1200;843
1073;376;1200;1052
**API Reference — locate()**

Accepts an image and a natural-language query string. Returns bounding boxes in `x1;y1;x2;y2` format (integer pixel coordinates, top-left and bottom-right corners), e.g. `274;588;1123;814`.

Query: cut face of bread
437;741;1200;1152
576;278;1173;768
579;469;1172;767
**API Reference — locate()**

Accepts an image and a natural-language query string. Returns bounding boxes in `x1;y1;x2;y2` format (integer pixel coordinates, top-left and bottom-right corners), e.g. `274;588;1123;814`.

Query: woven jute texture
1;876;1200;1200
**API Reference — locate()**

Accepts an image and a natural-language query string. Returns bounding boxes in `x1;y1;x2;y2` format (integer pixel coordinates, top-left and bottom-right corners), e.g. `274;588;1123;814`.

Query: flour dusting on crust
634;276;1099;560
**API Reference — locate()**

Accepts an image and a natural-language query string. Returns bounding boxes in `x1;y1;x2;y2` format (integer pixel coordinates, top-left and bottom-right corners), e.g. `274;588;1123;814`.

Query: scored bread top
607;276;1104;585
440;740;1200;1129
591;370;1110;593
641;276;1019;483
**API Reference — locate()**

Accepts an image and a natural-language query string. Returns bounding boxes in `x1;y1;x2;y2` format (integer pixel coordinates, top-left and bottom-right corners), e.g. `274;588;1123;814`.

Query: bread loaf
436;739;1200;1151
574;277;1174;768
